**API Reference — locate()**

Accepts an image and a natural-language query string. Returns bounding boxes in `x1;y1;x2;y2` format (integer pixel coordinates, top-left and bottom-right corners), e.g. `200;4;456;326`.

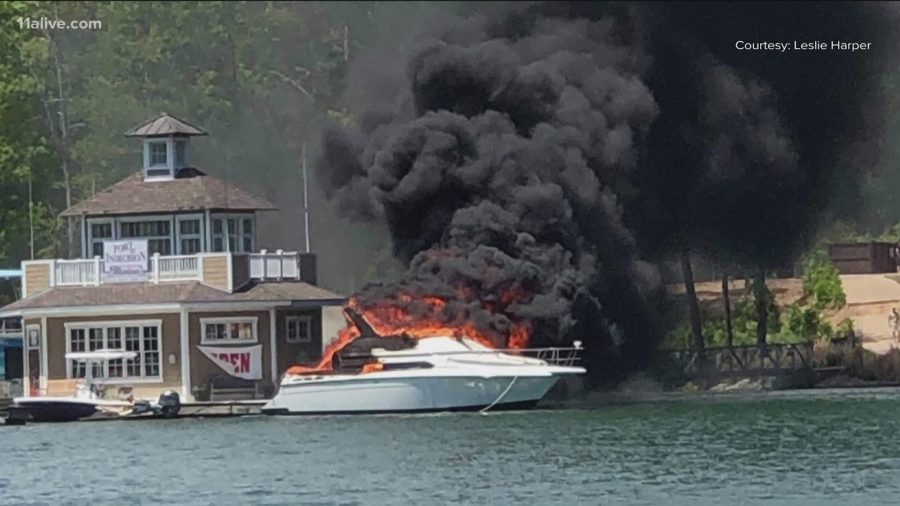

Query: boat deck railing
375;346;583;367
524;347;582;367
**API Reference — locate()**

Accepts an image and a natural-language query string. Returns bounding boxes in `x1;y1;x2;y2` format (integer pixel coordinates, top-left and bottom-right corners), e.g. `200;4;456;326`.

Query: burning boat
262;309;585;415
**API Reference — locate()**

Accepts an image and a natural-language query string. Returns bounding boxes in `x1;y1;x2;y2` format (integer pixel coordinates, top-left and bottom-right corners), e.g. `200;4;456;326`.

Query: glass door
26;324;41;396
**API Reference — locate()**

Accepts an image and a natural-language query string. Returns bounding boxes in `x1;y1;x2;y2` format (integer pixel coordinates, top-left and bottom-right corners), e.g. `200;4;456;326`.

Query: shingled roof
0;281;345;312
60;169;277;217
124;113;207;137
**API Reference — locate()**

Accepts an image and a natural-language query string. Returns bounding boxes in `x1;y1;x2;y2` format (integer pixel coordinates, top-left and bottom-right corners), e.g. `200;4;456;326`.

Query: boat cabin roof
371;336;491;356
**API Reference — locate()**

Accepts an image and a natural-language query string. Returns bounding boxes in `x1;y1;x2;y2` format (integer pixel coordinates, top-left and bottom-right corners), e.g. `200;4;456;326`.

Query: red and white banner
199;345;262;380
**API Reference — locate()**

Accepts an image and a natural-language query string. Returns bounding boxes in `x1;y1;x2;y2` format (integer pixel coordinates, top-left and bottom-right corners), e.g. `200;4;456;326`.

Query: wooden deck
2;399;267;425
176;400;266;417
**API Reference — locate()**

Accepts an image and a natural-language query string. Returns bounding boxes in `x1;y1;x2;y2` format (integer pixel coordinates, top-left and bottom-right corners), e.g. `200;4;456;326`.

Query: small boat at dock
11;350;180;423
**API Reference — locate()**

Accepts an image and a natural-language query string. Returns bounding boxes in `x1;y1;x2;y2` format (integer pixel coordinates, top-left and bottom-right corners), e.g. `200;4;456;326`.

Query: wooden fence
666;343;814;380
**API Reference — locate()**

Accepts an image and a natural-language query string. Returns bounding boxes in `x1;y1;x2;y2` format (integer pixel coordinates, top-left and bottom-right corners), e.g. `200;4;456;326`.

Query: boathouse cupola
125;113;208;181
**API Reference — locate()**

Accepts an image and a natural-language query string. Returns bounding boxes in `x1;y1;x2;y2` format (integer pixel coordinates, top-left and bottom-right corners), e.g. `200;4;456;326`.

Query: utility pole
302;142;311;253
28;171;35;260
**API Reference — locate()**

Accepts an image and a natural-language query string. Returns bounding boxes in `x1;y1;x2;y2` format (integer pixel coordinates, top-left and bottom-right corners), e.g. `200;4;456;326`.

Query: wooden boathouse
0;114;346;402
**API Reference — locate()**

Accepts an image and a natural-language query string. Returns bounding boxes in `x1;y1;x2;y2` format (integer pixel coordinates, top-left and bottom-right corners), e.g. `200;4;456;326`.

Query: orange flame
285;291;532;376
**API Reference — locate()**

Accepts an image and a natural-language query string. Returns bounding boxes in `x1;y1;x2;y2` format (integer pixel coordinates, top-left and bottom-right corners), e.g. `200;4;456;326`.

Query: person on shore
890;308;900;341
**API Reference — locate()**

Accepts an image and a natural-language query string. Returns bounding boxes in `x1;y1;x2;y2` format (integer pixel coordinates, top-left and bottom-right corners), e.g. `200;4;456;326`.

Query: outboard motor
156;390;181;418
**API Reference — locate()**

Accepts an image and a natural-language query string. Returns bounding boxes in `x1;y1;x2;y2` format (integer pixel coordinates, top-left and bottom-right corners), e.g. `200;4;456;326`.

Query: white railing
155;254;202;281
368;346;584;367
52;254;201;286
249;250;301;280
55;258;100;286
35;249;301;290
528;347;583;367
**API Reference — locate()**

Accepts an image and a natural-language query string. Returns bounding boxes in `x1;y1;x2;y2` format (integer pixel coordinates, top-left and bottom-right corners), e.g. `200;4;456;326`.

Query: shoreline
547;381;900;409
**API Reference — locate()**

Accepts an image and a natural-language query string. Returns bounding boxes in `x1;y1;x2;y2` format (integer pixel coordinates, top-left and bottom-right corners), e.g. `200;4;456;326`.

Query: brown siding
188;310;273;395
275;308;323;380
202;254;230;291
44;313;182;391
24;263;51;297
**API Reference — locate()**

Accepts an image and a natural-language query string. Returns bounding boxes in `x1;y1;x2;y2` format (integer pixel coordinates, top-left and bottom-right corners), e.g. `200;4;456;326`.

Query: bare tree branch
268;69;314;102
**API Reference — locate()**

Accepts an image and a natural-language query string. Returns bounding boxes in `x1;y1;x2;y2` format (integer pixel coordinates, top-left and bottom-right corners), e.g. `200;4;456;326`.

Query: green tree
0;1;61;265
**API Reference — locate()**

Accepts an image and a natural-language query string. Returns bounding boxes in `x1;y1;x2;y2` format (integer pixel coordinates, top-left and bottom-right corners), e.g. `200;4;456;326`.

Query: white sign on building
199;345;263;380
102;239;149;282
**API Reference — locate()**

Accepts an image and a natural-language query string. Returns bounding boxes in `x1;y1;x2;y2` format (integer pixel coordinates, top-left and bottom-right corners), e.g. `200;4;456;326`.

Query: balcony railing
31;250;303;290
249;250;300;280
52;254;202;286
56;258;100;286
155;254;202;282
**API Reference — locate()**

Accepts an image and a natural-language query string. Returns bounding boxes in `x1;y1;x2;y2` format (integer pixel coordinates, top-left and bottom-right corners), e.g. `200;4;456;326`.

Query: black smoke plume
316;2;894;383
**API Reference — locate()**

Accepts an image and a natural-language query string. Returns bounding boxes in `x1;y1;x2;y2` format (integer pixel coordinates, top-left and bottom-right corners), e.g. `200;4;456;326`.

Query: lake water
3;389;900;505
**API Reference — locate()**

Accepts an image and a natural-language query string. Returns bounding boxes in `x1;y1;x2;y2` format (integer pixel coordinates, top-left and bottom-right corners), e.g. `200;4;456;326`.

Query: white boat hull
262;369;579;415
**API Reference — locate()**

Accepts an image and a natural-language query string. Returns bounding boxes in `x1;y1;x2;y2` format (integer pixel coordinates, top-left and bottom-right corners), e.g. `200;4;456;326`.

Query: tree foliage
666;254;850;348
0;1;61;263
801;251;846;311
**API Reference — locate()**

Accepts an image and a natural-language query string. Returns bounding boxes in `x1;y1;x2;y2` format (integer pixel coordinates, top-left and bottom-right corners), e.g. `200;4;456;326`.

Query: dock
2;399;268;425
174;400;266;417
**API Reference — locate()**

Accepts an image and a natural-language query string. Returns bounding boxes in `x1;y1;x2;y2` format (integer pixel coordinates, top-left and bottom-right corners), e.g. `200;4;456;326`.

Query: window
143;326;160;377
149;142;168;166
286;315;311;343
125;326;142;377
212;219;225;252
211;216;255;253
149;141;168;166
175;140;187;167
107;327;123;377
201;317;257;344
66;321;162;381
89;221;113;257
227;219;238;252
177;217;202;254
70;328;87;378
242;218;254;252
120;219;172;256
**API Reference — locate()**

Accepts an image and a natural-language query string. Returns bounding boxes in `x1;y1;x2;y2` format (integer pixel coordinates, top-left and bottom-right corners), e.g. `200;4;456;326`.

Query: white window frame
148;141;168;167
285;315;312;344
175;214;204;254
64;320;163;383
200;316;258;344
210;214;256;253
211;217;226;253
118;215;175;256
143;137;176;180
86;218;116;258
